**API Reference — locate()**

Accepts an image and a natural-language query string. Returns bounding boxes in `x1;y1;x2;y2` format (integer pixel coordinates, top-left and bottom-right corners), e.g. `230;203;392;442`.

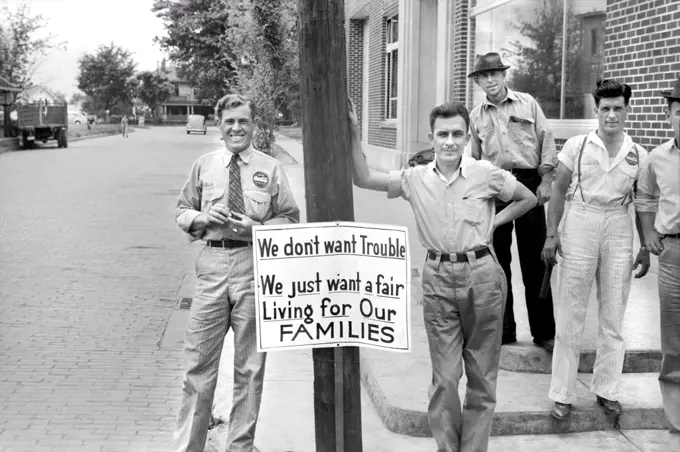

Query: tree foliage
135;70;174;117
76;43;138;115
152;0;234;106
0;2;65;106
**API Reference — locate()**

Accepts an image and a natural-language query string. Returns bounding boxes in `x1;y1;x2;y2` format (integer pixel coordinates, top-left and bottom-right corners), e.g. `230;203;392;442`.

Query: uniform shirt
558;131;649;209
176;146;300;242
634;138;680;235
469;88;557;176
387;156;517;253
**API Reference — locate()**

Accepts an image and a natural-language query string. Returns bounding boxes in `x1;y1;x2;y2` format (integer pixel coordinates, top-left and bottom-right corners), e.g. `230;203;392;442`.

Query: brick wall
604;0;680;150
450;0;470;104
346;0;398;150
348;20;364;142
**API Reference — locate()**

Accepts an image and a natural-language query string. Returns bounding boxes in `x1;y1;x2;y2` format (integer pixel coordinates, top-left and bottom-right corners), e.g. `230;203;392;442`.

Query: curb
0;130;134;154
500;346;662;374
359;354;667;437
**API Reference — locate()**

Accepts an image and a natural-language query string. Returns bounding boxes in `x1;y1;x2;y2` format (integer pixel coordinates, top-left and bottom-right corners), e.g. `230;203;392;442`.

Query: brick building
346;0;680;171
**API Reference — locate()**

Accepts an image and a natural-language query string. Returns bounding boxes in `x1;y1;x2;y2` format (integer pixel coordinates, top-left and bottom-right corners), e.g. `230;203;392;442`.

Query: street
0;127;216;451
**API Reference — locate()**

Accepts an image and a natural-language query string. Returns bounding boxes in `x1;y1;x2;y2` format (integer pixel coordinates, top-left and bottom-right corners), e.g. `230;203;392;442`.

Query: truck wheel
60;130;68;148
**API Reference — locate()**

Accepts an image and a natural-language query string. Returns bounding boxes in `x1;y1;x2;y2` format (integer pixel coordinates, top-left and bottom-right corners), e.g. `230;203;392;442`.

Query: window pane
392;18;399;43
391;50;398;99
472;0;605;120
390;99;398;119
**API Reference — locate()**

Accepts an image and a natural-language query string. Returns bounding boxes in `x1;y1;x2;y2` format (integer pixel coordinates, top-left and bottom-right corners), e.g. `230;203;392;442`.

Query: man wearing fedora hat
467;52;557;352
635;76;680;448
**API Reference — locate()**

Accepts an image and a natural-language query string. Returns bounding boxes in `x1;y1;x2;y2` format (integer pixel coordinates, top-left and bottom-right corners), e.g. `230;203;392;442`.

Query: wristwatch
640;245;647;251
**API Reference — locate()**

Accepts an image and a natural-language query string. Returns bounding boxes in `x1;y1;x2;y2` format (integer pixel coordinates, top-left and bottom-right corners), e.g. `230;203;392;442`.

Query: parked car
186;114;207;135
68;111;88;125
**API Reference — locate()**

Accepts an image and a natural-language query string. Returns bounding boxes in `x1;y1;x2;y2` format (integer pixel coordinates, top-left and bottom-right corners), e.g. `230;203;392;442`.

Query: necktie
228;153;246;214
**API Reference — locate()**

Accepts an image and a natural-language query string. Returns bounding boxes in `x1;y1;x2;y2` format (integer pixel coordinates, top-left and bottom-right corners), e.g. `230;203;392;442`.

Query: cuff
633;197;659;213
177;210;201;233
557;152;574;172
496;174;517;203
387;170;404;199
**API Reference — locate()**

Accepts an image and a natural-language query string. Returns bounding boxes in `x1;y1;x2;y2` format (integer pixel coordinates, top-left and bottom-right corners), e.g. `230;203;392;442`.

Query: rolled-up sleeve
533;99;557;176
489;167;517;203
387;169;412;200
176;160;203;241
265;164;300;225
557;137;580;172
634;157;659;213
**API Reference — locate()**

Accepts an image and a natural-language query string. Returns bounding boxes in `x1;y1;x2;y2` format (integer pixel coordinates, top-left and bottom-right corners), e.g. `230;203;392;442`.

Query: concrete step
500;343;661;374
361;350;667;437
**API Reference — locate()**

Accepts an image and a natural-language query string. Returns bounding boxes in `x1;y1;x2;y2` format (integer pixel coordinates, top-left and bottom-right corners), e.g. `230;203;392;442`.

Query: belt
206;239;250;248
427;247;491;263
663;233;680;239
510;167;538;175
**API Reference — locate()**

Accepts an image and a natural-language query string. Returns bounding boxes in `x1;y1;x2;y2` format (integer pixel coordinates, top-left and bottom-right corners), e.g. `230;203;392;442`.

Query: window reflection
472;0;606;120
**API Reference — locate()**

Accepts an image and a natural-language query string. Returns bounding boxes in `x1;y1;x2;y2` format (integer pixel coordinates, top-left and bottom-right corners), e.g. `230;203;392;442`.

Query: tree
77;43;138;115
503;0;584;119
0;2;65;106
152;0;236;106
135;71;174;117
226;0;300;151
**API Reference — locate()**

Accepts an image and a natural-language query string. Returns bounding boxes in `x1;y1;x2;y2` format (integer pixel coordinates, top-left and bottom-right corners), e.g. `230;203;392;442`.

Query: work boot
552;402;571;420
596;396;622;415
534;338;555;352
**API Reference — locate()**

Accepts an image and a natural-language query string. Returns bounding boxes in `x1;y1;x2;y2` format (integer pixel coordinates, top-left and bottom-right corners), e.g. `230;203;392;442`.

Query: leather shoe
596;396;622;415
534;338;555;352
552;402;571;420
502;335;517;345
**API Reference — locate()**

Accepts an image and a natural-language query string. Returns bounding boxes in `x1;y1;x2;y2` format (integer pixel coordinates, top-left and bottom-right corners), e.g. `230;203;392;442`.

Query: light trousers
422;251;507;452
550;201;633;404
171;245;266;452
658;237;680;440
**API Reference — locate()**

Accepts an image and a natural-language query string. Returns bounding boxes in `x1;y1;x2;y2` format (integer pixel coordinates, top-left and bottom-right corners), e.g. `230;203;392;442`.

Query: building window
470;0;606;120
385;15;399;120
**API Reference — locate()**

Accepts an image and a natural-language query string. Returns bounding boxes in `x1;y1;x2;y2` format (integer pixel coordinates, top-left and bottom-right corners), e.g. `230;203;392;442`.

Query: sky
3;0;168;98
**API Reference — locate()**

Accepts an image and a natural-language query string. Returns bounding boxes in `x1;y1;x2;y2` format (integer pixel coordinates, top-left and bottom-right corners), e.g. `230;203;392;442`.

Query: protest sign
252;222;411;352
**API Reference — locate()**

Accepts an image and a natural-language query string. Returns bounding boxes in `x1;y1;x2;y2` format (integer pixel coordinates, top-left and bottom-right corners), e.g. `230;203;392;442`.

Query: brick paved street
0;128;220;452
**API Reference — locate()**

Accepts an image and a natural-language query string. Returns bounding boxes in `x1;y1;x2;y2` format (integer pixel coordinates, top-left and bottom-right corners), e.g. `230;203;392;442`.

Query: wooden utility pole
297;1;363;451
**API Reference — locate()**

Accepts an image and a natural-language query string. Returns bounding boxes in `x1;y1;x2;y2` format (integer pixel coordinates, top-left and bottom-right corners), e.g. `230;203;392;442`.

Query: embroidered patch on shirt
253;171;269;188
624;151;638;166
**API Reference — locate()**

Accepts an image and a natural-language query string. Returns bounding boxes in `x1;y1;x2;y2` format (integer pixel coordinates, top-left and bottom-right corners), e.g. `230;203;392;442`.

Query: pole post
297;1;363;451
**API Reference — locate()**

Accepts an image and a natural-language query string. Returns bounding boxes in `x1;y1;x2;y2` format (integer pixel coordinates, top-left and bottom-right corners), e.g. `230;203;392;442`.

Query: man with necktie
172;93;300;452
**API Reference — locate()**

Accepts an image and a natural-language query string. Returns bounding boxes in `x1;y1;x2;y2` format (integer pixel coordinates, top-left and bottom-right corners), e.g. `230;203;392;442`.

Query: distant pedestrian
468;52;557;352
172;93;300;452
121;115;129;138
347;99;537;452
542;79;650;420
634;75;680;450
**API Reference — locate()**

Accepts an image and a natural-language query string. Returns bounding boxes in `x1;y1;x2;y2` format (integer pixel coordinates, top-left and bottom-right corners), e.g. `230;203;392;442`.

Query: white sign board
253;222;411;352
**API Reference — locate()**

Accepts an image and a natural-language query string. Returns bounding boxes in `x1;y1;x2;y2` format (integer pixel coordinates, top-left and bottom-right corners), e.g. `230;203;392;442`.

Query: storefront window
471;0;606;120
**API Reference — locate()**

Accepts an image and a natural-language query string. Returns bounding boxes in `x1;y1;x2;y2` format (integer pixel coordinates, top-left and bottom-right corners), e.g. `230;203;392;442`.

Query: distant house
18;85;63;104
156;60;213;122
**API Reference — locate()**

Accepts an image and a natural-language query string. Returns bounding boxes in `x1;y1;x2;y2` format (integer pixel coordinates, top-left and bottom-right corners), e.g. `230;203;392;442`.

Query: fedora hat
467;52;511;78
660;76;680;100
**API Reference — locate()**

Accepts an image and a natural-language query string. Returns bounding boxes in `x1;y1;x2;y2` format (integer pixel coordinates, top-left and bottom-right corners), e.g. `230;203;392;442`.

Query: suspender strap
575;136;588;202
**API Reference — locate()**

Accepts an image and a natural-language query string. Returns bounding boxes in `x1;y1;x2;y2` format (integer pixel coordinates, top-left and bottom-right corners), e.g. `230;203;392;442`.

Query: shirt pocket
615;163;638;194
508;115;537;146
201;184;225;211
244;189;272;221
461;195;488;226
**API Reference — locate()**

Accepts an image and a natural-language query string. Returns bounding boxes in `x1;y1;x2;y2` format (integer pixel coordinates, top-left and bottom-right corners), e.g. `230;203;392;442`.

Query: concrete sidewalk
196;134;670;450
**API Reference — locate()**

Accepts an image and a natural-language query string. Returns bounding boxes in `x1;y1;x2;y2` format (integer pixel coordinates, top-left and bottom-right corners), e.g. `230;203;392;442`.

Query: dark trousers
494;169;555;341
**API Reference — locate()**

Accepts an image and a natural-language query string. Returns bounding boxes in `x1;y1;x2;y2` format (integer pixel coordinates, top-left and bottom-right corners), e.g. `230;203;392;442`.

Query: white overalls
549;132;648;404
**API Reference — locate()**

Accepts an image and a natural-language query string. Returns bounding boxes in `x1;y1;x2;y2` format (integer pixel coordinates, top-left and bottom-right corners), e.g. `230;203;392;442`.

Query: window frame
384;14;399;121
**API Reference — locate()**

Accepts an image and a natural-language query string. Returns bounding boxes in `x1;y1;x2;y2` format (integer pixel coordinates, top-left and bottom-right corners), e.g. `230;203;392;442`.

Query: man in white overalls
541;79;650;420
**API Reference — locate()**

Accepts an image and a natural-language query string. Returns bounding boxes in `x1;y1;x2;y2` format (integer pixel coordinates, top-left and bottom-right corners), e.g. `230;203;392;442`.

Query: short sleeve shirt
387;156;517;253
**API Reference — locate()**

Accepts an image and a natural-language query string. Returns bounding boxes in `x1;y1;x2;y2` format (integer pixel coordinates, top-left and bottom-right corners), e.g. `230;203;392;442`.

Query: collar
482;87;519;109
429;156;468;183
673;138;680;153
222;146;254;167
587;131;638;168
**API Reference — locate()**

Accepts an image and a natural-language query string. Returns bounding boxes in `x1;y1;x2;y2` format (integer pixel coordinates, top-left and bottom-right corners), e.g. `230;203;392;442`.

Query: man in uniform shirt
172;93;300;452
468;52;556;351
348;99;537;452
635;76;680;449
542;79;650;420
